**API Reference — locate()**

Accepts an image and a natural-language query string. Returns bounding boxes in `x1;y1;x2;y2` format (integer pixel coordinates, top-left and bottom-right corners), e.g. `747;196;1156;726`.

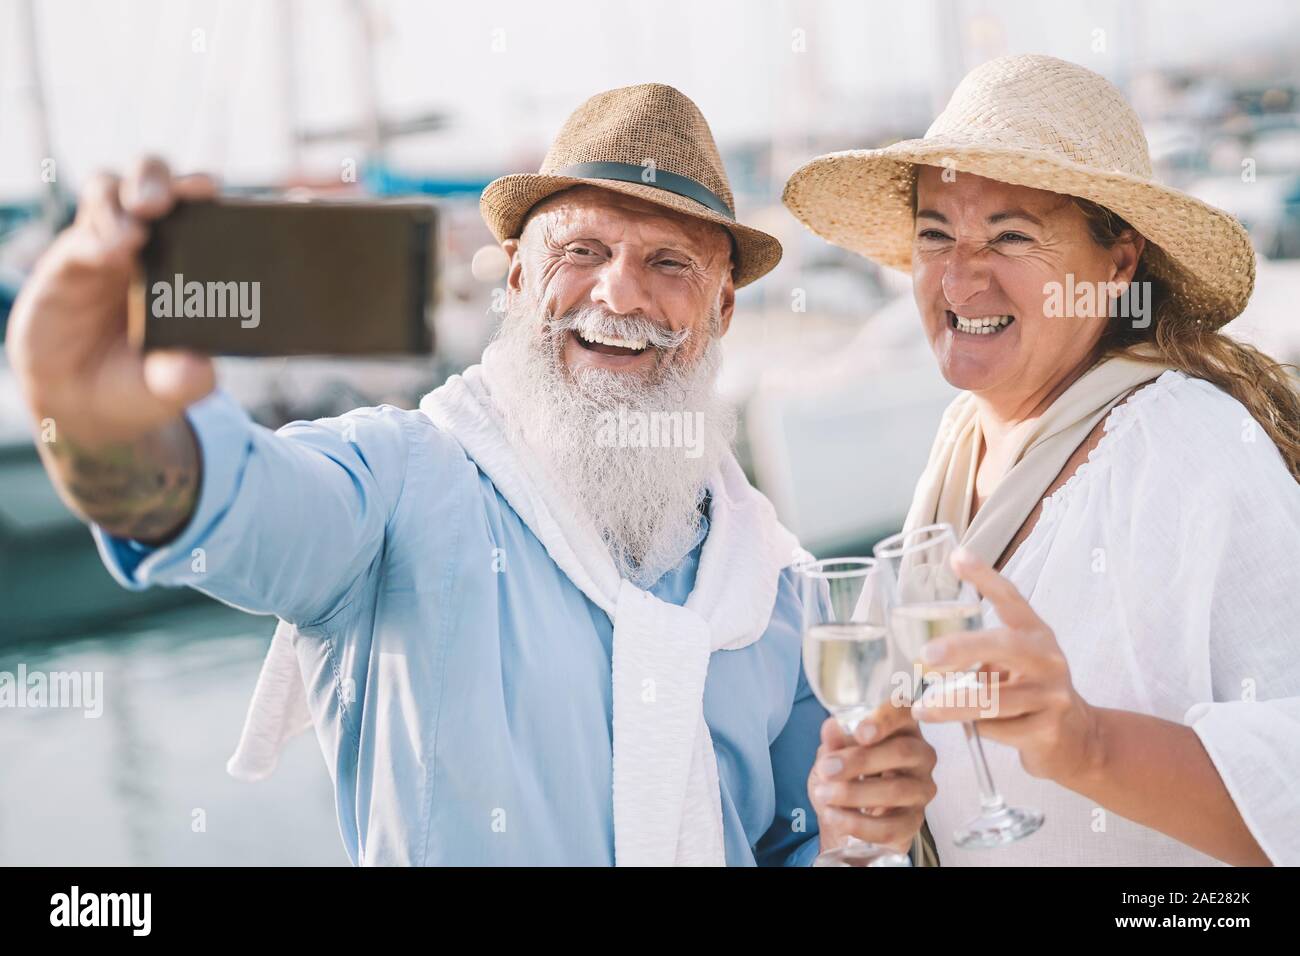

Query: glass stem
962;720;1005;813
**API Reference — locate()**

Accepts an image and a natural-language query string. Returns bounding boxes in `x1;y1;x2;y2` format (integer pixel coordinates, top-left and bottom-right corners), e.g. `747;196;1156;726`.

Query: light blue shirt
92;387;827;866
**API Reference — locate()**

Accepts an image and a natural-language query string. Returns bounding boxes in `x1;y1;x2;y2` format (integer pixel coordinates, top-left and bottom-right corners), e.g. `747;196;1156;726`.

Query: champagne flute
874;524;1044;849
797;556;912;867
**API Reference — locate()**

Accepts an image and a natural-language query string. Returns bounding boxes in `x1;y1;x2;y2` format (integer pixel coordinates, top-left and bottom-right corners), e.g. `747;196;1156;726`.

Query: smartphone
128;197;436;356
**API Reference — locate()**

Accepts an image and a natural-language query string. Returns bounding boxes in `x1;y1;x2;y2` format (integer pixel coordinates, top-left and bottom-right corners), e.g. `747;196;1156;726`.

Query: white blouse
919;369;1300;866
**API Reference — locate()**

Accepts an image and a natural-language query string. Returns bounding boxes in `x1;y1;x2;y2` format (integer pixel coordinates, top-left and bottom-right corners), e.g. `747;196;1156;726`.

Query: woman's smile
948;311;1017;336
934;306;1024;385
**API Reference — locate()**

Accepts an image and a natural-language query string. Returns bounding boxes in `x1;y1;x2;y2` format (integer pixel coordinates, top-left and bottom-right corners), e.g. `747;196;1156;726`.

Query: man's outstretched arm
36;415;201;546
7;157;404;626
7;158;216;546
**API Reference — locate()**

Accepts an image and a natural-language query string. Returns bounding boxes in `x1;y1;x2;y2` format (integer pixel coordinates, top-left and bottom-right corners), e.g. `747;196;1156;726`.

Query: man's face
489;186;739;586
503;185;736;382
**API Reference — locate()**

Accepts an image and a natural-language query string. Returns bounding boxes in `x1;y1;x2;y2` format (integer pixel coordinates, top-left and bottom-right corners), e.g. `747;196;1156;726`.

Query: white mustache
549;306;690;351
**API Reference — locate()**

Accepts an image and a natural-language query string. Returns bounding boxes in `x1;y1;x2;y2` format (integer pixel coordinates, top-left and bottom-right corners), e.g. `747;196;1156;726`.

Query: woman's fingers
913;681;1041;724
951;548;1041;630
921;626;1022;672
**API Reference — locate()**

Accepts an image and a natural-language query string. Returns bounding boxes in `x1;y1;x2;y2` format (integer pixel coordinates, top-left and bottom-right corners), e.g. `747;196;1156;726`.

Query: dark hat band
555;161;735;221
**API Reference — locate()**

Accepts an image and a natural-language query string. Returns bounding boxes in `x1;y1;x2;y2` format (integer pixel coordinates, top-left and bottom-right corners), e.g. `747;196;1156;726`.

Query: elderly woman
784;54;1300;866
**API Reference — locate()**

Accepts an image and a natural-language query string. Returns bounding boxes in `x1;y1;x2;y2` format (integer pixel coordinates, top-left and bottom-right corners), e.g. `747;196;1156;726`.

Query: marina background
1;0;1298;864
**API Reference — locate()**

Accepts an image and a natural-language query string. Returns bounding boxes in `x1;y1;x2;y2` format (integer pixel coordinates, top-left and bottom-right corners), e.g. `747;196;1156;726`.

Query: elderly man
6;83;936;865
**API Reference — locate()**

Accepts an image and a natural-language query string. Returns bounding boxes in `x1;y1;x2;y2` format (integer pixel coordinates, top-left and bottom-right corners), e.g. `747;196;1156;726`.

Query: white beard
489;293;736;588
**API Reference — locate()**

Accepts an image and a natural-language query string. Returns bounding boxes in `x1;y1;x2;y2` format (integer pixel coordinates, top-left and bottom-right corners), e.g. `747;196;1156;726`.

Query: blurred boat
1188;172;1300;260
0;364;207;643
1224;257;1300;366
0;440;206;645
0;352;442;645
744;291;956;555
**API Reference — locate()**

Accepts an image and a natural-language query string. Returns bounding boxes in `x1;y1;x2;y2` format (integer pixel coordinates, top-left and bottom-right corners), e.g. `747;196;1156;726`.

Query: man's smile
572;327;649;356
565;329;660;370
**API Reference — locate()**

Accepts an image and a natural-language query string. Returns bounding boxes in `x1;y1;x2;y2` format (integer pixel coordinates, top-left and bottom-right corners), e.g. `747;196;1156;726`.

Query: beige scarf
904;351;1172;563
901;350;1170;868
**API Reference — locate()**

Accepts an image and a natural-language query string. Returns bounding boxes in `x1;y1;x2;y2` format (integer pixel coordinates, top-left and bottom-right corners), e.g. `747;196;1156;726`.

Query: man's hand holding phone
7;157;218;450
6;153;436;546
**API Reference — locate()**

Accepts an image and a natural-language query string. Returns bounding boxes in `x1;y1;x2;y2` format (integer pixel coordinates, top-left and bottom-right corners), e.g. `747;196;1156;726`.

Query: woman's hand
808;700;937;855
912;549;1104;785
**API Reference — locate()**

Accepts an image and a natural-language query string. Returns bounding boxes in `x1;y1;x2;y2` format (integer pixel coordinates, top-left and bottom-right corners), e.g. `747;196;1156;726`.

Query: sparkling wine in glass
875;524;1044;849
798;557;912;868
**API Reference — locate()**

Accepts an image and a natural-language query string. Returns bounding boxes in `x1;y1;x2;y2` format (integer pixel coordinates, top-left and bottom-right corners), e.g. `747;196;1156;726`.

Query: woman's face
911;166;1141;408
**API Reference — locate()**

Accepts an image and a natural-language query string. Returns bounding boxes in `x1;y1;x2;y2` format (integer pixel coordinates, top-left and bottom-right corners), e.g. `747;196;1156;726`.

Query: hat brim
481;173;782;288
782;139;1256;327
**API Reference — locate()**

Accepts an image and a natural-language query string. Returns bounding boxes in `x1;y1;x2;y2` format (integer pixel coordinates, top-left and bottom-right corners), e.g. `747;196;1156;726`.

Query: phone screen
130;198;436;356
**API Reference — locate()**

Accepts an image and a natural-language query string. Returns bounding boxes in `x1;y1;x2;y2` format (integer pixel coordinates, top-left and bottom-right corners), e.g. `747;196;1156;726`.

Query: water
0;601;347;865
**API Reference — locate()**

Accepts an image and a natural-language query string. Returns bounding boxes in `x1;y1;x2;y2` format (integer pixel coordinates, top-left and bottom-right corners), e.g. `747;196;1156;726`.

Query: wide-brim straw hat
783;54;1255;327
481;82;781;288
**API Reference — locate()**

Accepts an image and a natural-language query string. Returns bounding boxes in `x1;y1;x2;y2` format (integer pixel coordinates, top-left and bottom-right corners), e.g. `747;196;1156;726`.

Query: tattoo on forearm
43;418;201;545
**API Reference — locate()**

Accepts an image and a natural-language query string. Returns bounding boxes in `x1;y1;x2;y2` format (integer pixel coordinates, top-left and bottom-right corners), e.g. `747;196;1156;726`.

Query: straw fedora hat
481;82;782;288
782;54;1255;326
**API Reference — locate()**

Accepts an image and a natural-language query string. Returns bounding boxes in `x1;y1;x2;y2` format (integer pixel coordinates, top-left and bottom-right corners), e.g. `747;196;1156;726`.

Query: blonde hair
1073;197;1300;481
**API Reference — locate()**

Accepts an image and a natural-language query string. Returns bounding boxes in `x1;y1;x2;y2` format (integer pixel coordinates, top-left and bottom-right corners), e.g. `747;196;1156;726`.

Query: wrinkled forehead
522;185;732;260
914;166;1074;221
